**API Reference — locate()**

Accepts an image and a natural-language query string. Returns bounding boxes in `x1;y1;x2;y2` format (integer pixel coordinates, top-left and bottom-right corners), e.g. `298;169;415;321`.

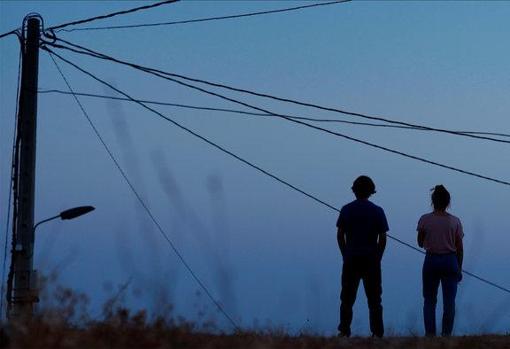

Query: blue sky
1;1;510;335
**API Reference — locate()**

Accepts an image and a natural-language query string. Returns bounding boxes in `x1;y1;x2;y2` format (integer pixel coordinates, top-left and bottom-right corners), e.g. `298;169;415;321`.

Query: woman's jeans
422;253;458;336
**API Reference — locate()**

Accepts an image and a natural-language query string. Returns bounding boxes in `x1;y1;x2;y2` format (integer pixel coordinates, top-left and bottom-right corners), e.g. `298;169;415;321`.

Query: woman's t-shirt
417;212;463;254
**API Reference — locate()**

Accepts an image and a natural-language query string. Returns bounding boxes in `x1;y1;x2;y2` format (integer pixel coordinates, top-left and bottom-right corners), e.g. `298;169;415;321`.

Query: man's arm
337;227;346;257
377;208;388;260
377;231;387;260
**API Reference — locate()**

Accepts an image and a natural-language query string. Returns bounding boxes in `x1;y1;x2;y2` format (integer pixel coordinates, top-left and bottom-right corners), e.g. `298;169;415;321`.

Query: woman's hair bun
431;184;450;210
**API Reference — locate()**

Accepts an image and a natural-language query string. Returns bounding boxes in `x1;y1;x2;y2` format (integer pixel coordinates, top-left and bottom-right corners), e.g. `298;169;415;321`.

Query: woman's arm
455;232;464;281
417;229;425;248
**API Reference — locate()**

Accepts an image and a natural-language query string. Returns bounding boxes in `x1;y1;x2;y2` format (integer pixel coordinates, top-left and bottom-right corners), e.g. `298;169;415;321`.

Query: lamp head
59;206;95;220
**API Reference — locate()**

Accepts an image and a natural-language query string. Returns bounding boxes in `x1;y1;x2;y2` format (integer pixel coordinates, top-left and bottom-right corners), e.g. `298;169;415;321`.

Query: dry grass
1;309;508;349
0;280;508;348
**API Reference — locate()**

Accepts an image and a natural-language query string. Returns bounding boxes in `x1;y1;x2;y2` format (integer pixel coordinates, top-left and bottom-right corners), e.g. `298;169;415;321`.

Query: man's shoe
337;331;351;338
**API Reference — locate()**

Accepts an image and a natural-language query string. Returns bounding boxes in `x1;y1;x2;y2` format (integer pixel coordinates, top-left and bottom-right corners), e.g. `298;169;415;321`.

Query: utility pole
8;16;40;321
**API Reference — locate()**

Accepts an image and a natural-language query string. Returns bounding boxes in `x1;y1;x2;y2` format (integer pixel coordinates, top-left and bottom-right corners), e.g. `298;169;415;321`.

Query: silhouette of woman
417;185;464;336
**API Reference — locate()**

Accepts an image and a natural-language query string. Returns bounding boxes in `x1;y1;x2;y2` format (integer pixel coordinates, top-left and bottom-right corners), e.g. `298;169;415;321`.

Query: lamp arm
33;214;60;232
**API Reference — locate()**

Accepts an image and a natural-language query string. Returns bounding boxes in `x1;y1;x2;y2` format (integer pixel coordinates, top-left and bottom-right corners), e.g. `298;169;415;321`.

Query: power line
462;270;510;294
48;37;510;146
44;47;339;212
38;89;510;140
56;0;350;33
48;0;179;32
46;50;241;331
0;29;19;40
151;85;510;187
141;72;510;145
39;89;434;128
44;48;510;296
44;43;510;188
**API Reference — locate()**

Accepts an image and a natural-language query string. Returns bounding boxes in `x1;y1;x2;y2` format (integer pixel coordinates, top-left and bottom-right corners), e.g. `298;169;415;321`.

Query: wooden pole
9;16;40;321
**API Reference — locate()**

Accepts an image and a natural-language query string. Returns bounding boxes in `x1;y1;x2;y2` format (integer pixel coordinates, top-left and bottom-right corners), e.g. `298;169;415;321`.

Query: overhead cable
38;89;510;139
56;0;350;33
44;47;339;212
49;37;510;146
44;43;510;187
48;0;179;32
0;29;20;40
46;50;241;331
44;47;510;296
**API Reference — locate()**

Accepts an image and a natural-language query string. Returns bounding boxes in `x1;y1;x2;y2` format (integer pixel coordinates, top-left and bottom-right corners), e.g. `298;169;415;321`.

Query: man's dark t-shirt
337;199;389;257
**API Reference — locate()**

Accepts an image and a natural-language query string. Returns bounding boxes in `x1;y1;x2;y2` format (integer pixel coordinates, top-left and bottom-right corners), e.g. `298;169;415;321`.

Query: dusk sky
1;1;509;335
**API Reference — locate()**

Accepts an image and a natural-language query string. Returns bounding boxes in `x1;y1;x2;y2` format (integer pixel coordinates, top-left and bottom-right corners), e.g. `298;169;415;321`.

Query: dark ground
1;321;508;349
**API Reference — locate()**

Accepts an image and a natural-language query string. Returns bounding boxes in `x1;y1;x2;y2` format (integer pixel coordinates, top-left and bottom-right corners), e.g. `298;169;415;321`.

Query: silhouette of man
337;175;388;338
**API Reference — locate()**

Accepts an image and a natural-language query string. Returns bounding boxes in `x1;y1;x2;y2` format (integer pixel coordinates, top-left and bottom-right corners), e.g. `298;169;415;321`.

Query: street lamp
8;205;95;319
14;205;95;251
33;205;95;232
